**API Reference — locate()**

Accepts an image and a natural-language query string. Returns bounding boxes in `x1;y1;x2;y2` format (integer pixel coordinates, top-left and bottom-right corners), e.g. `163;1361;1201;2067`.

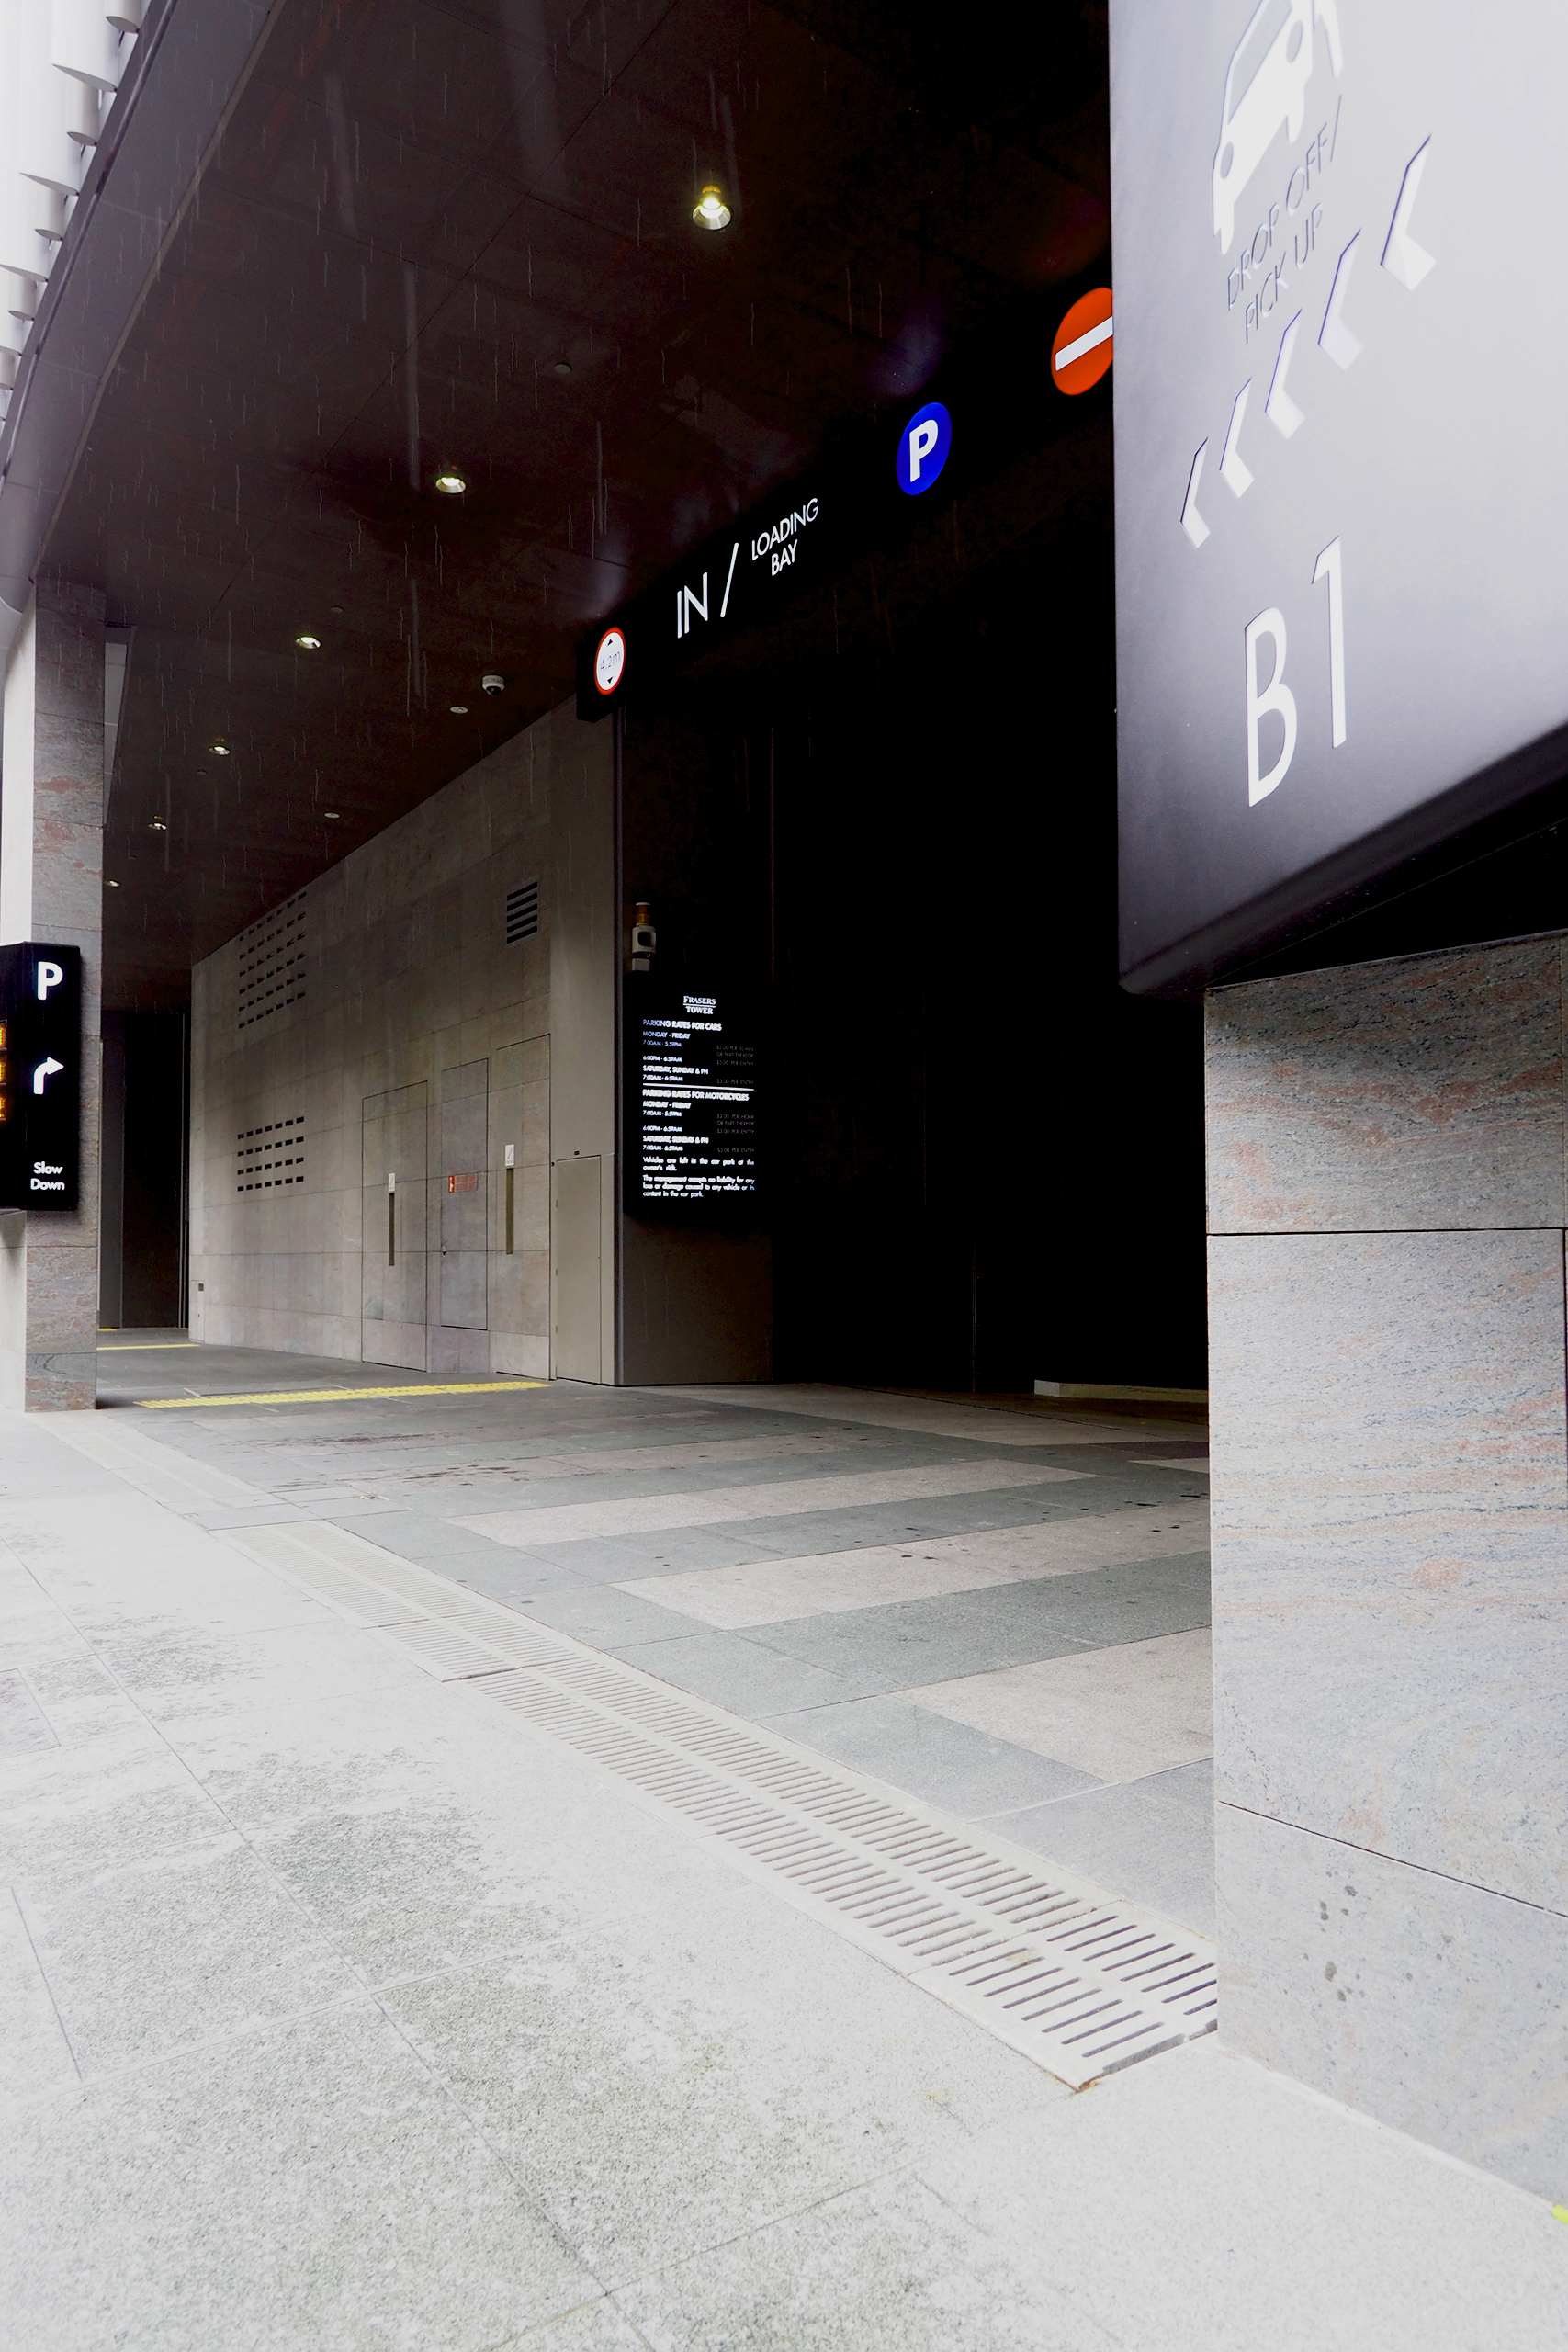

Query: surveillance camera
481;673;505;697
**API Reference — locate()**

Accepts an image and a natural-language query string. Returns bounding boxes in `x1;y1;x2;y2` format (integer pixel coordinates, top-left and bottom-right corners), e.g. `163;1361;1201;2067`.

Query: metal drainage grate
222;1517;1217;2088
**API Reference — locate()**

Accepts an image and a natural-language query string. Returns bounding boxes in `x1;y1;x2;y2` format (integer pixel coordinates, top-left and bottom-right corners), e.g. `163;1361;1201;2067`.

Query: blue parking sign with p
896;401;952;495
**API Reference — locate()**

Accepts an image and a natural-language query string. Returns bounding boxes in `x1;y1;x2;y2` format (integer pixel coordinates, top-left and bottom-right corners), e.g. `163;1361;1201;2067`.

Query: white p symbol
32;1057;63;1095
36;960;62;1001
908;418;940;482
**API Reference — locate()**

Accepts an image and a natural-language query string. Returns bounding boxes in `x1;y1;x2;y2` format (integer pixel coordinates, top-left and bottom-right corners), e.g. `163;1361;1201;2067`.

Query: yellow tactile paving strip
141;1380;549;1408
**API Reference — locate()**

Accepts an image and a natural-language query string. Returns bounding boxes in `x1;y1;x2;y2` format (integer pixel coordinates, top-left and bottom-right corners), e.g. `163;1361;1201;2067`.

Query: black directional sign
578;469;848;719
576;279;1113;721
0;944;82;1211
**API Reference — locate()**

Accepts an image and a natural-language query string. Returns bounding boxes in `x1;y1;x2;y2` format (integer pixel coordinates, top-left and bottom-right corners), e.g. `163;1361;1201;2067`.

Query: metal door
361;1082;427;1369
552;1154;601;1380
439;1060;489;1329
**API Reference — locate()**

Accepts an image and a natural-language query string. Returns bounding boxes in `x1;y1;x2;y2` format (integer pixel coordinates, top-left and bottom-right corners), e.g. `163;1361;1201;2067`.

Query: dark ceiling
39;0;1110;1006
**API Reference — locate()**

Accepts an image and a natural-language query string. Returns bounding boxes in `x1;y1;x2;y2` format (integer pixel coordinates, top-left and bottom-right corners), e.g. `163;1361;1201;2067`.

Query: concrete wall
1206;936;1568;2198
191;700;614;1378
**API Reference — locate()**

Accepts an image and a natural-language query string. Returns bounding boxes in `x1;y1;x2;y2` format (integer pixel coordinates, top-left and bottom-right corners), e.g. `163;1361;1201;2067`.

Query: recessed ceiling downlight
295;633;321;650
693;184;730;230
434;470;467;494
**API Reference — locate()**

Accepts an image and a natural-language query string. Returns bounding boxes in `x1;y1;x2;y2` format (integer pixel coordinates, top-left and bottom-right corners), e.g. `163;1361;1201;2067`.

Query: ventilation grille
505;878;540;944
237;893;307;1029
237;1116;305;1193
232;1519;1219;2091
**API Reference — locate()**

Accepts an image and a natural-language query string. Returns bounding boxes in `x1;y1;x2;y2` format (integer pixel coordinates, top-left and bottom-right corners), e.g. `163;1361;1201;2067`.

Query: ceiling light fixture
106;878;118;888
553;359;572;378
149;818;166;831
324;810;341;820
211;741;231;756
450;703;468;715
434;471;466;495
693;184;730;230
295;633;321;650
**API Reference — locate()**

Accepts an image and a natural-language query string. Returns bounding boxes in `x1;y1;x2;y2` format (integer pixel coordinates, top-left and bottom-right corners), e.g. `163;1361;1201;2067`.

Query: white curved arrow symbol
32;1057;63;1095
1382;139;1435;290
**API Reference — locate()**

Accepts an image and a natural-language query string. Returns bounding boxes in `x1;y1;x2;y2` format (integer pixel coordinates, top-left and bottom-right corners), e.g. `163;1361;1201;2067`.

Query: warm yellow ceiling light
434;470;467;494
693;184;730;230
211;741;231;756
295;633;321;650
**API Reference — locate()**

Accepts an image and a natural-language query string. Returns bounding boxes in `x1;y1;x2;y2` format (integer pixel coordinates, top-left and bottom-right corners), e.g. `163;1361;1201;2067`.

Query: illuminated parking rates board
0;944;82;1211
1112;0;1568;991
625;987;760;1214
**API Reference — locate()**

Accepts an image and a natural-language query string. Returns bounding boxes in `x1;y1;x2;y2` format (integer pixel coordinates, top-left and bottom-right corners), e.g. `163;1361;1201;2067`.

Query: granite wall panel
1207;933;1568;2198
1216;1804;1568;2199
1206;939;1567;1234
1210;1227;1568;1912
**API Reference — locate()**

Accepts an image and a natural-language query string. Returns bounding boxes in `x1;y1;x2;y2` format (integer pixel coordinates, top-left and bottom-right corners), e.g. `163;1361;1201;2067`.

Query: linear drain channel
224;1516;1217;2087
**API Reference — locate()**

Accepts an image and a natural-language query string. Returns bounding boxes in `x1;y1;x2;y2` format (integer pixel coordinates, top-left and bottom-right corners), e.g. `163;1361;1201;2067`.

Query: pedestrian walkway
1;1341;1562;2347
96;1340;1216;1932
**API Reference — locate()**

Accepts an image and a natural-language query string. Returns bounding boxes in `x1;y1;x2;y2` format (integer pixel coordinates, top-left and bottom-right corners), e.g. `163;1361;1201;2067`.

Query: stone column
0;578;105;1408
1205;937;1568;2199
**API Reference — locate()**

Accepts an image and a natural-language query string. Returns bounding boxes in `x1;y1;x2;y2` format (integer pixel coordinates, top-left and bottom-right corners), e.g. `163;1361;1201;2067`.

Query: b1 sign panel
1112;1;1568;990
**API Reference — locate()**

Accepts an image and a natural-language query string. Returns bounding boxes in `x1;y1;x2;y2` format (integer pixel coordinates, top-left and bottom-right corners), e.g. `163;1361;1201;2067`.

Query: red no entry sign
1053;288;1113;395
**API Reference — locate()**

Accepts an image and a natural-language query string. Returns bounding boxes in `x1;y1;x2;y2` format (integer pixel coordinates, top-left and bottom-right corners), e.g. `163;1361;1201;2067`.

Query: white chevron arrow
1382;139;1435;290
1180;441;1211;548
1219;379;1254;498
1318;232;1363;370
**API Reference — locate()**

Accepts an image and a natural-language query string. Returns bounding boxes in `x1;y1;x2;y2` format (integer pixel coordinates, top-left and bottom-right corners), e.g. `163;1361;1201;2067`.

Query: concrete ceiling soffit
0;0;284;648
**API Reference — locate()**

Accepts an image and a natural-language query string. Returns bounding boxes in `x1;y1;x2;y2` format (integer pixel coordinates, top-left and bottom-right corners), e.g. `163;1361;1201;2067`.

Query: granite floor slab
761;1690;1101;1817
913;1627;1215;1781
618;1504;1212;1627
656;1382;1208;1451
995;1768;1219;1936
2;1371;1559;2347
451;1456;1090;1549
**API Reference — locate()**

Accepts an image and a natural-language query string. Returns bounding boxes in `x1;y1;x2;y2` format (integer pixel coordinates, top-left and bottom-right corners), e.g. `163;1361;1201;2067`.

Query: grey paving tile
381;1880;1062;2288
605;1628;871;1713
761;1692;1101;1817
526;1529;792;1581
961;1553;1213;1646
433;1442;976;1512
991;1778;1217;1938
445;1561;595;1609
10;1752;363;2072
0;1998;599;2352
521;1586;705;1645
1135;1758;1215;1820
612;2165;1108;2352
751;1594;1089;1694
320;1507;576;1584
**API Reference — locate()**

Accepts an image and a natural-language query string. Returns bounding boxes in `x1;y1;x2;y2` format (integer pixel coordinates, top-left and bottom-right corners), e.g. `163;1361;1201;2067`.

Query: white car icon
1213;0;1343;254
